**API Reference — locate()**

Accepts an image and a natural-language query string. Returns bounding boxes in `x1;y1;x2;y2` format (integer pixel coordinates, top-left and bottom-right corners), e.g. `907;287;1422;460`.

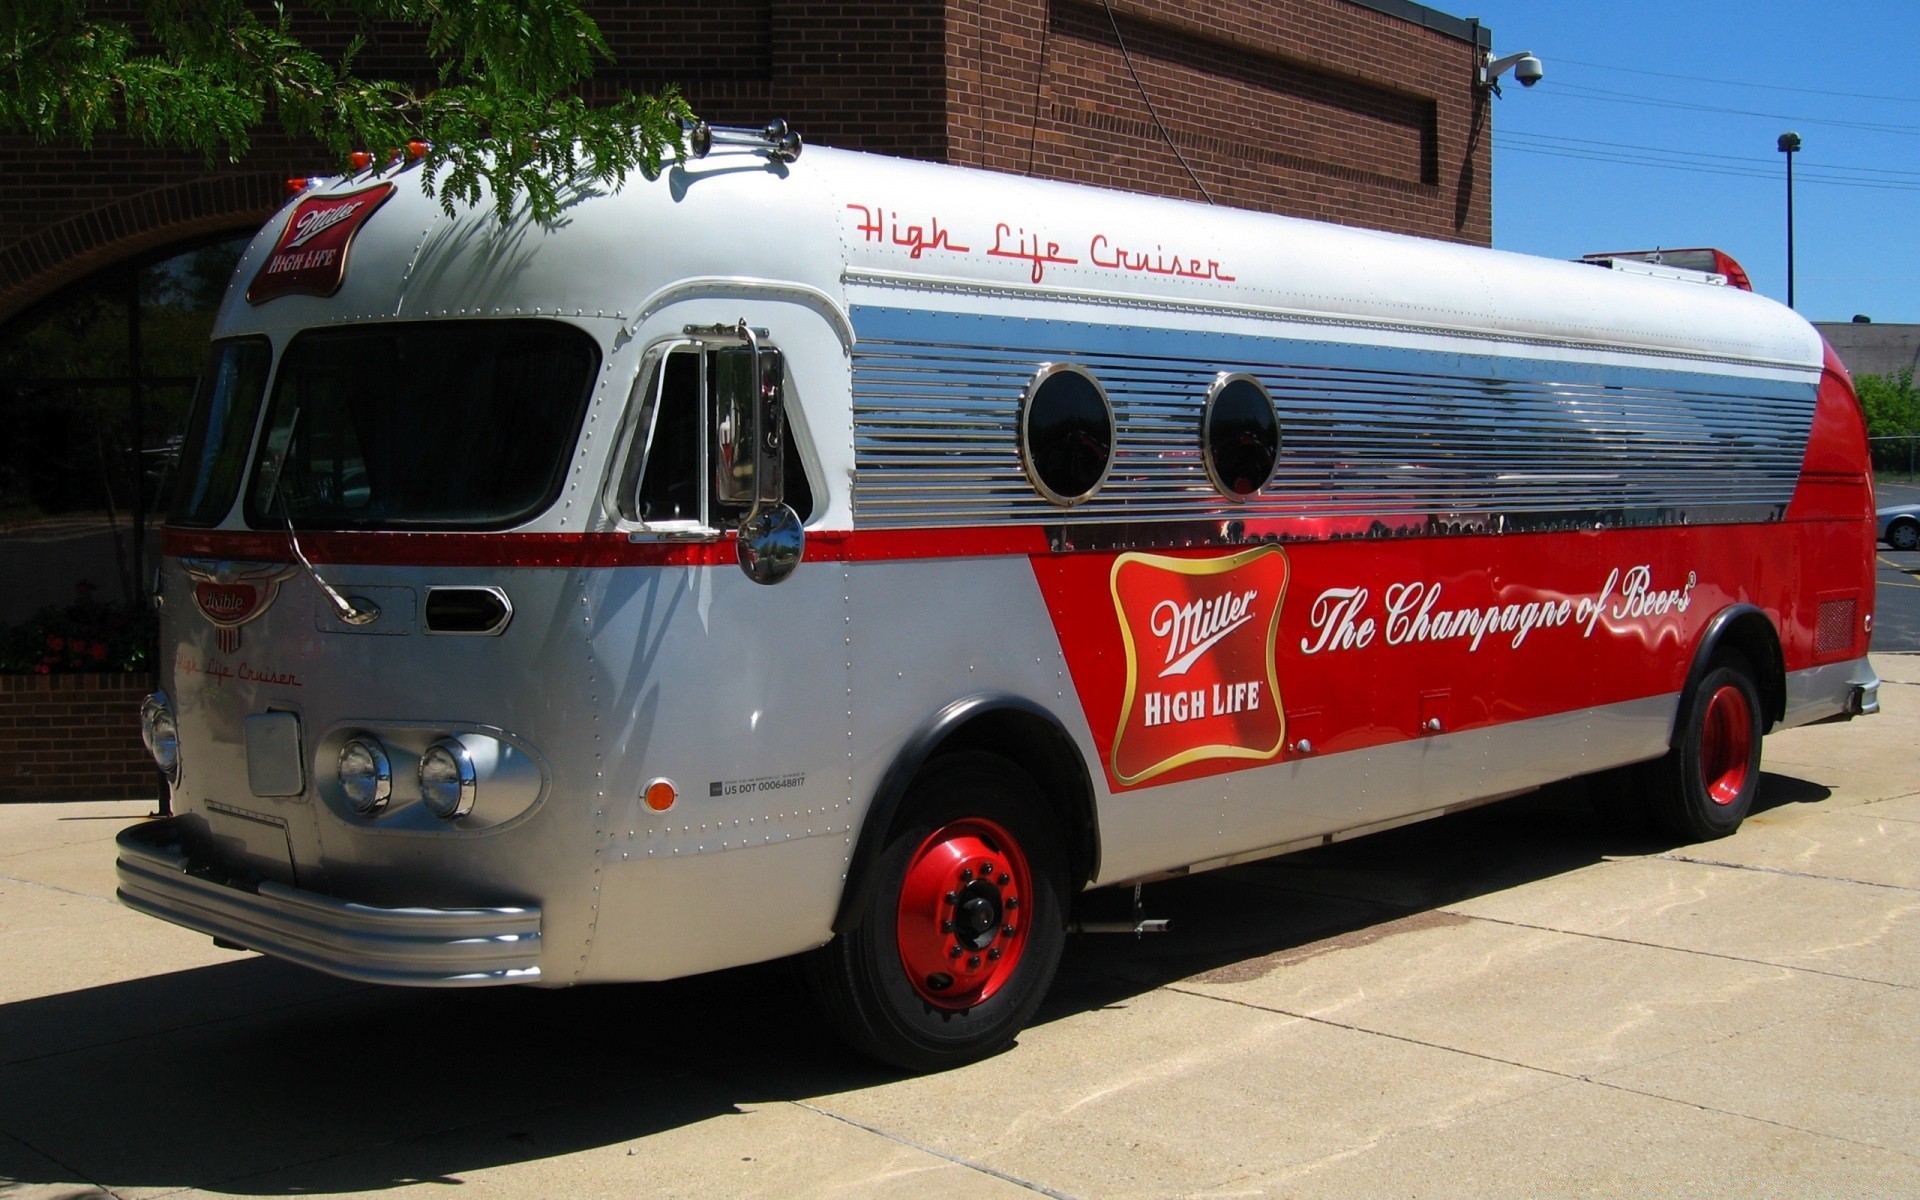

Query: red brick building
0;0;1493;799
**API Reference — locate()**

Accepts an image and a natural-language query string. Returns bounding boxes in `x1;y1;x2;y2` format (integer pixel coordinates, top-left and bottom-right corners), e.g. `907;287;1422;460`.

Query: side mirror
713;324;803;584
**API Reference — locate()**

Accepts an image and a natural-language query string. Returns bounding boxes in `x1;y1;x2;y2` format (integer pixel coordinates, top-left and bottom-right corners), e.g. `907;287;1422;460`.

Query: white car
1880;503;1920;551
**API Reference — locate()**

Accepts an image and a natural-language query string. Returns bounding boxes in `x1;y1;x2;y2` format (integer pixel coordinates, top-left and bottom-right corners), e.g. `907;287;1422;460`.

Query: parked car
1880;504;1920;551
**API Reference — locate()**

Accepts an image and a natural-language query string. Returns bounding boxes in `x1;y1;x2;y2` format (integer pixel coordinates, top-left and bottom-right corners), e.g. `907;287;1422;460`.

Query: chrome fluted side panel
850;336;1815;529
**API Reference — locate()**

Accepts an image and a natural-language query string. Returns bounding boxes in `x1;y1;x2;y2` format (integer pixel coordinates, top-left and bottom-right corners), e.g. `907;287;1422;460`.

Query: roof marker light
349;151;373;171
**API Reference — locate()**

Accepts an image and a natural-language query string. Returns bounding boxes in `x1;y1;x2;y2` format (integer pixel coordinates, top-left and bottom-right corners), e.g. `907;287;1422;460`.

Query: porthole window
1202;373;1279;500
1020;363;1114;506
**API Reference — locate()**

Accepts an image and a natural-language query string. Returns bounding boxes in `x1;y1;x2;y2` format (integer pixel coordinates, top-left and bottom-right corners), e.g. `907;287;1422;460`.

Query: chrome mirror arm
268;409;380;626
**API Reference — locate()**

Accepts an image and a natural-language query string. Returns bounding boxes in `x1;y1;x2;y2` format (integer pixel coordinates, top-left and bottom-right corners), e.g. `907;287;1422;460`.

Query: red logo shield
247;183;396;304
1110;548;1290;785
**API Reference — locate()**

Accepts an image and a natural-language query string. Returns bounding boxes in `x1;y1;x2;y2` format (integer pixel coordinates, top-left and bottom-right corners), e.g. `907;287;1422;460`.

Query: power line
1500;130;1920;181
1544;82;1920;137
1551;55;1920;106
1493;139;1920;192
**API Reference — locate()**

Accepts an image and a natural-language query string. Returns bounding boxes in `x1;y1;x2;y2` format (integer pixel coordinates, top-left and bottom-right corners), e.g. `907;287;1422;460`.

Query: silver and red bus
119;127;1879;1069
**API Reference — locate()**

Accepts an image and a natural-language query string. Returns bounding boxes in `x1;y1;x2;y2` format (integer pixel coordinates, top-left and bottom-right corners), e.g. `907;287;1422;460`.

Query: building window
0;235;247;671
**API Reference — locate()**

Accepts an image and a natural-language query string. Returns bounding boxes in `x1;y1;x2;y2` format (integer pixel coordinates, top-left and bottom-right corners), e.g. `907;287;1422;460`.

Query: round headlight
419;739;476;819
338;737;392;814
140;692;180;782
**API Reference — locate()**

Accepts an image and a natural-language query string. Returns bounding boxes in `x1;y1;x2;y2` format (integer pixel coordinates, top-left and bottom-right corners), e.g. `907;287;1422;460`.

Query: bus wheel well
928;709;1098;892
1691;606;1786;733
831;696;1099;936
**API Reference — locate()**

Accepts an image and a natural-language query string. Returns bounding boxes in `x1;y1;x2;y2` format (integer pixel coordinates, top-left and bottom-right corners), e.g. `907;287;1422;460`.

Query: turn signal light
644;779;677;813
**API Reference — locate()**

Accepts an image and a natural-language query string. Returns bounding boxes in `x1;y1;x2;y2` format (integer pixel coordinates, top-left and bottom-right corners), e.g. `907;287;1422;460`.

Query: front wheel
1647;651;1765;841
804;751;1067;1072
1890;519;1920;552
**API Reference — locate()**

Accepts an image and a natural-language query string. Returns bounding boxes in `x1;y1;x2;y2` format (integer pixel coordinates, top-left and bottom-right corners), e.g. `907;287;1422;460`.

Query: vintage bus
118;125;1880;1070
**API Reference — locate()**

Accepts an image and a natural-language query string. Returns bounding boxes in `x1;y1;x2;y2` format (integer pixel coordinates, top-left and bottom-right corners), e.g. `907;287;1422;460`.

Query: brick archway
0;173;286;326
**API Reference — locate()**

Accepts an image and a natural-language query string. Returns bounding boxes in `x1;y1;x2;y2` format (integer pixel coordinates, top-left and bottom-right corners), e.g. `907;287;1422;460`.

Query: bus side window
635;349;704;523
622;342;813;527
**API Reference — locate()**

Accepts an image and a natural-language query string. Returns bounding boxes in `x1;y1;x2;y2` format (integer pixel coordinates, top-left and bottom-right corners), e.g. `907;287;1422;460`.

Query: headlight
140;692;180;782
418;738;476;819
338;737;392;814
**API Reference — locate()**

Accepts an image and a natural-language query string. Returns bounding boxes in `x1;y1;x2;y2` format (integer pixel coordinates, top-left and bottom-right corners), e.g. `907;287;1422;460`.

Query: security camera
1481;51;1545;92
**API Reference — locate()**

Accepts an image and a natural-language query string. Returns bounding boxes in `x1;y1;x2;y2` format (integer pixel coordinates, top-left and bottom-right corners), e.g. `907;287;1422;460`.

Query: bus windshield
243;320;599;530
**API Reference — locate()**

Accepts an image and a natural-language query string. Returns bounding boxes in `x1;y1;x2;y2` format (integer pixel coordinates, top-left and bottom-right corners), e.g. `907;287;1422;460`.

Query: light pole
1778;131;1801;309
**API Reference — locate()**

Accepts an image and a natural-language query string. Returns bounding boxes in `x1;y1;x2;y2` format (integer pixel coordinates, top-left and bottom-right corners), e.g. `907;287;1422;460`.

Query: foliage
1857;367;1919;472
0;0;693;222
0;581;152;674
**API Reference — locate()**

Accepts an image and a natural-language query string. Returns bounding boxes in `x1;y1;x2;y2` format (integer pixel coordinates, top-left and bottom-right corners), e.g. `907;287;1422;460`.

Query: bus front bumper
115;818;542;986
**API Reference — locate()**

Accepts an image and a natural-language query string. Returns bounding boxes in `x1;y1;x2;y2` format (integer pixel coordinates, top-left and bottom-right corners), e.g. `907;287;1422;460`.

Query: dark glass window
1203;375;1280;499
0;235;246;645
245;321;599;530
1021;364;1113;505
168;339;271;525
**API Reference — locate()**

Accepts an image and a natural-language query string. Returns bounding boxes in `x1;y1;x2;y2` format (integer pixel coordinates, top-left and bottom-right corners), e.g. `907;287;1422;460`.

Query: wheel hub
1699;683;1754;806
895;819;1031;1010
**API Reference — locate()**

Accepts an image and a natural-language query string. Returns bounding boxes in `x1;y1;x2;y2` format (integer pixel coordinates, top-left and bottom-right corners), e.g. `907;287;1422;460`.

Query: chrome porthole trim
338;737;393;814
1018;361;1116;507
1201;372;1281;502
418;738;477;819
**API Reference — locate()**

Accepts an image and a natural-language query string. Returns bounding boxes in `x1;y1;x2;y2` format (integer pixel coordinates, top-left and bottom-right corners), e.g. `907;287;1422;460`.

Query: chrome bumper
115;818;542;986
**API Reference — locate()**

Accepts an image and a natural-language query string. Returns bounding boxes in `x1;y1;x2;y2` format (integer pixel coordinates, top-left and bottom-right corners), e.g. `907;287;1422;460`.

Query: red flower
35;664;49;674
47;636;64;651
91;643;107;660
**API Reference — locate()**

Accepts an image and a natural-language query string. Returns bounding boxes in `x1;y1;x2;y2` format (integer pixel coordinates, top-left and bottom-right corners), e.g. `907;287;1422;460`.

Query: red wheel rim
1699;684;1754;806
896;817;1032;1010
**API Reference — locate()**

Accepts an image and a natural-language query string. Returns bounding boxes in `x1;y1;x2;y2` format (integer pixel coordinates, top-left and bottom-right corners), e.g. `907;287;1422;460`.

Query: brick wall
947;0;1490;243
1;0;1486;322
0;673;158;803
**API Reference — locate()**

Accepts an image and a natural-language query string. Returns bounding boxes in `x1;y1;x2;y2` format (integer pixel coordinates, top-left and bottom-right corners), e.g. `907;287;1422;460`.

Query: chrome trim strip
115;820;541;986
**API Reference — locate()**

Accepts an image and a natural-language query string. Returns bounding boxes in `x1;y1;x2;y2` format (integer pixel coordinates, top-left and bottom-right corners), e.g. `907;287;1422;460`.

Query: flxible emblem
1110;547;1290;785
181;559;300;653
247;182;396;304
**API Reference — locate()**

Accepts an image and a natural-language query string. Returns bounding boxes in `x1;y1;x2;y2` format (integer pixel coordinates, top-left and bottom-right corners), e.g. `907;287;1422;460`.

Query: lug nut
949;946;962;959
967;954;981;968
941;919;954;933
959;869;972;881
981;862;995;875
1006;897;1020;910
988;948;1002;961
998;873;1010;886
944;891;958;904
1003;924;1016;936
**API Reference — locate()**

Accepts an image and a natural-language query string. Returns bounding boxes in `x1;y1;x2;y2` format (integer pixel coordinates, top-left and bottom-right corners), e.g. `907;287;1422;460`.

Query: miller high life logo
182;560;300;653
1110;547;1290;785
247;183;396;304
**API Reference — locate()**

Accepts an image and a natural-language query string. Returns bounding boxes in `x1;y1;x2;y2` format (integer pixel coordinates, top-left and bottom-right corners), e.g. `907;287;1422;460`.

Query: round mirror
1202;374;1279;500
1020;363;1114;506
737;502;805;585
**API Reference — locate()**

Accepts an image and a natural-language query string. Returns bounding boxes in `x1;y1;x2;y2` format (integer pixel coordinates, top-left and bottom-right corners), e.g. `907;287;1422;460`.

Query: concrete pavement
2;656;1916;1198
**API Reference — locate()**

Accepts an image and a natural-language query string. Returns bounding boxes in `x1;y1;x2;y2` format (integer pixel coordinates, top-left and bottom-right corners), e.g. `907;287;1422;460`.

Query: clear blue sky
1464;1;1919;323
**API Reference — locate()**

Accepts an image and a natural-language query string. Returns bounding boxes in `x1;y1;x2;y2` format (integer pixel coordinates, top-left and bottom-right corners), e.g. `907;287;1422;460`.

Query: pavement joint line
0;872;118;905
788;1101;1081;1200
0;982;376;1070
1655;854;1920;894
0;1123;123;1199
1161;981;1920;1163
1443;912;1916;991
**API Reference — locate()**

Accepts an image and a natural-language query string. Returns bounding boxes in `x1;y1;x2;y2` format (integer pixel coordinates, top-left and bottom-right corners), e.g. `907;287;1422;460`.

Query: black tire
1890;519;1920;552
803;750;1067;1072
1646;651;1765;842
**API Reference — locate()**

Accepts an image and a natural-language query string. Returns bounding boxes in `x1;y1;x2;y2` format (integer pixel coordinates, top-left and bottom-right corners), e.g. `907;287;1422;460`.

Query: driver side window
620;344;813;527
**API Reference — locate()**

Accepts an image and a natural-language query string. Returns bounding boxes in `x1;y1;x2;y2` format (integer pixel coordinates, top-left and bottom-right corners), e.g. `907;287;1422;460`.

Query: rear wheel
1891;519;1920;552
805;751;1067;1072
1647;651;1765;841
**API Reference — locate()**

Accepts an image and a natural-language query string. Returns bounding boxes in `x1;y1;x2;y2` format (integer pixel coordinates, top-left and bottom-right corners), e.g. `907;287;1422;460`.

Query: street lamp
1778;131;1801;309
